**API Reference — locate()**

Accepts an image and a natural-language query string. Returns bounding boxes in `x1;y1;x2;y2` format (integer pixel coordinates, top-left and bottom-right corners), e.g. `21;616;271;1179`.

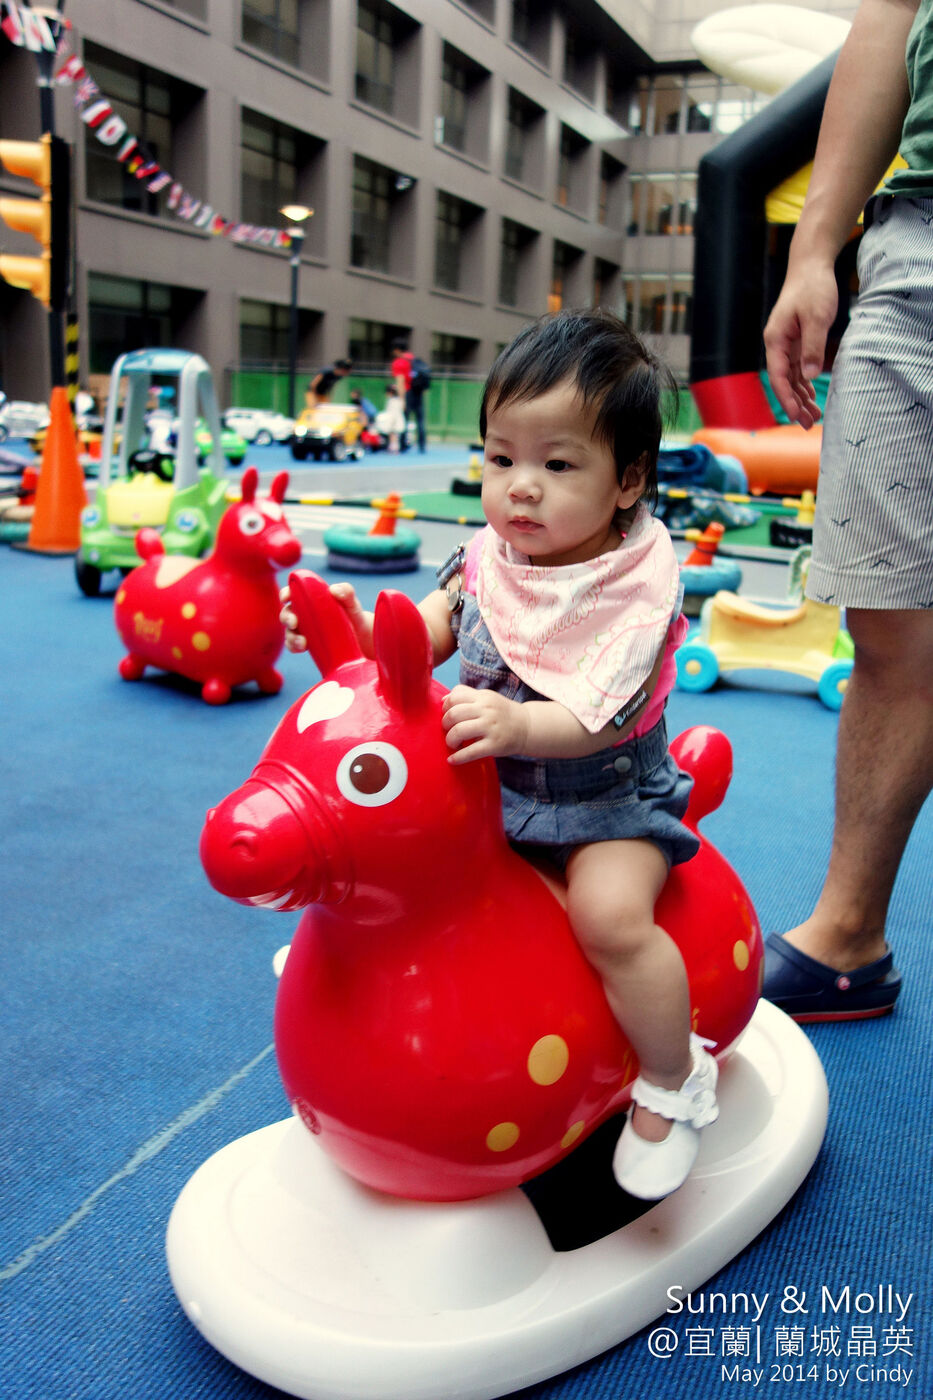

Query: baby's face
481;378;640;567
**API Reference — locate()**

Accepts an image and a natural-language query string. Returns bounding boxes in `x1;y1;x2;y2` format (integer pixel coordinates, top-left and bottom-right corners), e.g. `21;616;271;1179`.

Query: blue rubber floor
1;540;930;1400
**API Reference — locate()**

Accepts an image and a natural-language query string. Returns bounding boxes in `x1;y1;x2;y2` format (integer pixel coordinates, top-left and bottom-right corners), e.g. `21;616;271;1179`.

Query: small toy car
675;588;854;710
223;408;294;445
289;402;365;461
75;349;232;596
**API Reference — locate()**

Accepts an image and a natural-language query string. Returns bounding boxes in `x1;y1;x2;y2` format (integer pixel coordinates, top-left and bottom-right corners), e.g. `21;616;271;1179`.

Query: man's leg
782;606;933;971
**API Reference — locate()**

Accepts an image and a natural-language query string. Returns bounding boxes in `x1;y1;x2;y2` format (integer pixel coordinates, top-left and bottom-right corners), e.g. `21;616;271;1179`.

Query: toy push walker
167;572;827;1400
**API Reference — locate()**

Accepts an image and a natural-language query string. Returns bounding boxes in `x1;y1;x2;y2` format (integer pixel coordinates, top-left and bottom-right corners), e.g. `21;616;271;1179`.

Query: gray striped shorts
807;194;933;610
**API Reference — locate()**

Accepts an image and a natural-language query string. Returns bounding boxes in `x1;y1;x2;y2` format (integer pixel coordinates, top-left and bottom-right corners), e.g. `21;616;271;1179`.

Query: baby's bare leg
565;838;691;1142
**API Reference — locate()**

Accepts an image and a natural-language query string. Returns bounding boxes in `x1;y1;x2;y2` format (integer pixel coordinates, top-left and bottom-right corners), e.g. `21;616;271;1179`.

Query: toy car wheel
254;428;273;446
75;558;102;597
329;440;346;462
817;659;853;711
676;641;720;692
227;453;245;466
290;442;309;461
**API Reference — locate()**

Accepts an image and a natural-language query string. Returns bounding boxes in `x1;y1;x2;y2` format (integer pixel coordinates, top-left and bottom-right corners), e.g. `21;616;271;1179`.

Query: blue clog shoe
763;932;901;1023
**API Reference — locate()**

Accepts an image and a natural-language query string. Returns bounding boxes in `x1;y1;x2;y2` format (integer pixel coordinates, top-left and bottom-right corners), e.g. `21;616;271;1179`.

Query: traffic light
0;133;70;310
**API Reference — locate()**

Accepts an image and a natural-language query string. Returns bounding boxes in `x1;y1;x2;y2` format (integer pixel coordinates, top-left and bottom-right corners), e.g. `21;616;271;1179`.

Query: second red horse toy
114;467;301;704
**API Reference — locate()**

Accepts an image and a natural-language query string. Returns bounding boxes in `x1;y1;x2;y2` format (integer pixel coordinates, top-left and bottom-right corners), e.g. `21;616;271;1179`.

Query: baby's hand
279;583;307;653
280;580;375;656
441;685;527;764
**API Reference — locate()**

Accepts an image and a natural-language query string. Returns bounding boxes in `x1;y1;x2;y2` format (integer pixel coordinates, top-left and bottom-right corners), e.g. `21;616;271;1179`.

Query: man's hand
441;685;528;764
763;257;839;429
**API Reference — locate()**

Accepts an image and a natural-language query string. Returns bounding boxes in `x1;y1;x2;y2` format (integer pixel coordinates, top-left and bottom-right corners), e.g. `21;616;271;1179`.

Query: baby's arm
280;581;457;665
443;627;670;764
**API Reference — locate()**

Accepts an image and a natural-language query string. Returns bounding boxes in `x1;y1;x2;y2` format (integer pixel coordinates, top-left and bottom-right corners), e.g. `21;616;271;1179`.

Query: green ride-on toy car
75;349;233;596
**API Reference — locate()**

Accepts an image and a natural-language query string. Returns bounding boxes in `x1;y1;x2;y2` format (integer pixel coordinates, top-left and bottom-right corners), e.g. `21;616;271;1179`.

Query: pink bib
475;504;681;735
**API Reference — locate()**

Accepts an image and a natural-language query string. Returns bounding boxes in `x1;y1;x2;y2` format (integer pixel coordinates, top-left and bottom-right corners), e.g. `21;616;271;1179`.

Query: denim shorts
452;594;699;870
497;717;699;870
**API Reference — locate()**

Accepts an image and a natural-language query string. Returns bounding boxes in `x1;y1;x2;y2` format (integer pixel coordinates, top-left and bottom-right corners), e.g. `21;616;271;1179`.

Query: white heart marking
297;680;355;732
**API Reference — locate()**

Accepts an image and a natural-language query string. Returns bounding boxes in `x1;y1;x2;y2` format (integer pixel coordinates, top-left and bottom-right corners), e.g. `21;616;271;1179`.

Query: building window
440;46;469;152
556;124;590;212
242;0;299;67
563;24;595;102
348;317;409;371
627;173;694;238
87;273;194;374
458;0;494;21
356;0;395;114
712;85;770;134
676;175;697;236
655;75;684;135
627;76;650;134
598;153;625;228
593;258;619;310
498;217;536;308
635;277;668;336
670;280;693;336
158;0;206;17
239;298;291;365
351;156;393;274
511;0;550;66
430;331;479;372
435;191;482;293
438;44;490;162
240;109;325;247
550;240;583;313
83;46;197;216
241;109;300;226
504;87;543;185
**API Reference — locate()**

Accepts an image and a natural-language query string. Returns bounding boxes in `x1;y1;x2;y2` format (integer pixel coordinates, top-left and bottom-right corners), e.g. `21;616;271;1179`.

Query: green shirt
885;0;933;195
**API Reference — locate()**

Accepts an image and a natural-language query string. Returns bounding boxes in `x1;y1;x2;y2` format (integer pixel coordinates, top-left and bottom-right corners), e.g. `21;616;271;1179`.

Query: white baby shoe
612;1035;719;1200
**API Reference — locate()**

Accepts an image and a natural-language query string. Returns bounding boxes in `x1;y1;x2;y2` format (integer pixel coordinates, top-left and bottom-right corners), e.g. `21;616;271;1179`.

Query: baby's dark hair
479;308;677;509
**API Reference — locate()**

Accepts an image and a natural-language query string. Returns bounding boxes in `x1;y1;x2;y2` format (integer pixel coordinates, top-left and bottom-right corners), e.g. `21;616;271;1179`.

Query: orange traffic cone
20;386;87;554
369;492;404;537
683;521;726;567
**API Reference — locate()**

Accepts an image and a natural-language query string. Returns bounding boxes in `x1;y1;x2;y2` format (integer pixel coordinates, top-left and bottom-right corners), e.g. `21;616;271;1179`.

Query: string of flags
0;4;295;248
1;1;66;53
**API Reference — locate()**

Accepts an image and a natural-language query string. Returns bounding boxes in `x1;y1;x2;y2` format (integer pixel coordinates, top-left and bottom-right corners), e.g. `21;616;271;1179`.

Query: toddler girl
283;308;719;1200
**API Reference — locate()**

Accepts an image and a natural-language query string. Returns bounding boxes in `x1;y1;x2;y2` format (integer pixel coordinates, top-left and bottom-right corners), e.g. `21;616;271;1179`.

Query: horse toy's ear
288;570;364;676
240;465;259;503
269;470;289;504
373;590;434;712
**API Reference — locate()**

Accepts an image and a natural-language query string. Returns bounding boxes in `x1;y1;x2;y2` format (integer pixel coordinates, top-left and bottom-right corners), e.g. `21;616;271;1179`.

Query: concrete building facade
0;0;857;410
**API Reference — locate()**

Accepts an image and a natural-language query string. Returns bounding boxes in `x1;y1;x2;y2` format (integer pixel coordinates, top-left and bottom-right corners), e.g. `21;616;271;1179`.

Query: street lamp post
279;204;314;419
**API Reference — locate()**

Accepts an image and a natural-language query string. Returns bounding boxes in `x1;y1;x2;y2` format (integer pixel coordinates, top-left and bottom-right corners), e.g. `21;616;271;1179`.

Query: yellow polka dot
192;631;211;652
181;602;196;619
733;940;750;972
116;588;126;605
527;1034;569;1086
486;1122;519;1153
172;647;183;660
561;1121;585;1149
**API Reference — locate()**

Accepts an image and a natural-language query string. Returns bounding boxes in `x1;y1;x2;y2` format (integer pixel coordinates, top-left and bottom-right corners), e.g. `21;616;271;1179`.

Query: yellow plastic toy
289;402;365;461
676;550;853;710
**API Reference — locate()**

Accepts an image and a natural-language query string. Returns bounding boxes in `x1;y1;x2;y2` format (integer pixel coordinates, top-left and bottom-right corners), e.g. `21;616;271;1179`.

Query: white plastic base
166;1001;826;1400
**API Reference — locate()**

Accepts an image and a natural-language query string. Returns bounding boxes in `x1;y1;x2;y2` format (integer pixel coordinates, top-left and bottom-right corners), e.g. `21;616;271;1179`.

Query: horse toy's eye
239;510;265;536
336;743;408;807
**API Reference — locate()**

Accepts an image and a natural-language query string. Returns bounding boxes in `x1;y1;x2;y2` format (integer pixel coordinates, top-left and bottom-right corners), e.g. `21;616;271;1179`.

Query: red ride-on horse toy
114;466;301;704
167;571;827;1400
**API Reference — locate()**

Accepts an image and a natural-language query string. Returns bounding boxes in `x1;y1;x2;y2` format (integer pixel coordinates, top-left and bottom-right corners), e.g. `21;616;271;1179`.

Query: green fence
225;368;702;443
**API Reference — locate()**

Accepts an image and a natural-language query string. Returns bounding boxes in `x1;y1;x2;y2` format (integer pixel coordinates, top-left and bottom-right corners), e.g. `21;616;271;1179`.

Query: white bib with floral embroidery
475;504;680;734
